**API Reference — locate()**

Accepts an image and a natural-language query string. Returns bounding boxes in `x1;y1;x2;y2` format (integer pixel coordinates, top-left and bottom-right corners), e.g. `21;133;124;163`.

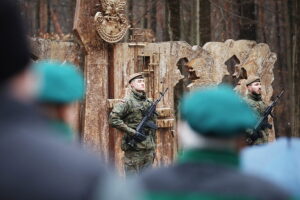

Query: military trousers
124;149;155;176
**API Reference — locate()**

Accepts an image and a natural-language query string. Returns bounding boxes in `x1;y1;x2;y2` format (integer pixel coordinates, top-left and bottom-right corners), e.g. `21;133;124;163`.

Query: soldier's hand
134;131;146;142
257;130;263;138
249;131;263;141
128;128;136;136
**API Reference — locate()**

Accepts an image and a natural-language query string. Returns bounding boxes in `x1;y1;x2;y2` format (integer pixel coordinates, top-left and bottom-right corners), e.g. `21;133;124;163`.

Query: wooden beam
73;0;110;159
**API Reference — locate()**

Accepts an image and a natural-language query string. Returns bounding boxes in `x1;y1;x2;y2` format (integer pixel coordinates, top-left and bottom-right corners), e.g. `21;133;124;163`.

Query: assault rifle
128;88;168;148
249;90;284;142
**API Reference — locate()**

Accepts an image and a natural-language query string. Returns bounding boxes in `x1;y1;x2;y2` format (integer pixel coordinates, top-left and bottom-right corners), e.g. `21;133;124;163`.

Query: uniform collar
179;148;239;168
131;88;146;100
49;120;74;142
247;93;262;101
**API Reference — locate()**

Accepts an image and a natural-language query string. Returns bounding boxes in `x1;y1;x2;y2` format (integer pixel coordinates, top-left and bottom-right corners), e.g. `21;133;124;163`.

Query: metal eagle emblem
94;0;130;43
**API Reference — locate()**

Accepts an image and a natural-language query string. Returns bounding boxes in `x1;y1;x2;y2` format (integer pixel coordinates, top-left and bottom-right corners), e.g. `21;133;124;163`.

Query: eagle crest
94;0;130;43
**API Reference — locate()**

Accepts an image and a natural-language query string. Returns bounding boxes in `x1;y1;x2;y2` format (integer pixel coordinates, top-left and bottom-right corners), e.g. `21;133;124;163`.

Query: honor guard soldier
244;76;269;145
109;72;156;176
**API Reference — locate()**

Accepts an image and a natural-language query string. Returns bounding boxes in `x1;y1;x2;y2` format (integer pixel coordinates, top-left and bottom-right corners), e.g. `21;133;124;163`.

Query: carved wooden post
74;0;129;160
74;0;110;158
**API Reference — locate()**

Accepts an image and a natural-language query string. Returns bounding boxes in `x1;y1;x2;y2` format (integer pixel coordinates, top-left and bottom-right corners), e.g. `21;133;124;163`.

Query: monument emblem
94;0;130;43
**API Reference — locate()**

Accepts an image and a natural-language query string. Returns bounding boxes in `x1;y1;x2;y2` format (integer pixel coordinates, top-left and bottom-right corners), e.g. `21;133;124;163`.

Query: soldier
109;72;156;176
244;76;269;145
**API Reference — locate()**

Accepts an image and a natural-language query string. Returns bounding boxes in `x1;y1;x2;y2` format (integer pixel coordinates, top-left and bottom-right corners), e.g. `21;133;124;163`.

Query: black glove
133;131;146;142
249;130;263;141
261;121;272;129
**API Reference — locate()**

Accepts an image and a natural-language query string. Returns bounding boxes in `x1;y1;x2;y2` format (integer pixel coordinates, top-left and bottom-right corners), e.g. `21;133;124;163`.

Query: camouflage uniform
109;88;156;176
244;93;269;145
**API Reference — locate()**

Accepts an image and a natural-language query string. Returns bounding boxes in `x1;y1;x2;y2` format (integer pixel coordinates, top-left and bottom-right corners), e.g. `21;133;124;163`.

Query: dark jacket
0;91;106;200
139;149;292;200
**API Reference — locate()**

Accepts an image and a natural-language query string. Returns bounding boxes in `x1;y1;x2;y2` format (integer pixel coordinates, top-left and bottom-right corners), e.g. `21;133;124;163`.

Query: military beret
246;76;260;86
34;60;85;103
128;72;144;83
180;85;257;138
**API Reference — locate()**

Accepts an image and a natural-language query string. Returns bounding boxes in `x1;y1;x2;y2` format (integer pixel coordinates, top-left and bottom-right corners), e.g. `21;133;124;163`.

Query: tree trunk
150;0;157;35
155;0;167;41
180;1;192;43
256;0;292;137
199;0;211;46
18;0;76;36
290;0;300;136
48;0;76;34
18;0;39;36
131;0;146;28
239;0;256;40
166;0;180;41
210;0;240;41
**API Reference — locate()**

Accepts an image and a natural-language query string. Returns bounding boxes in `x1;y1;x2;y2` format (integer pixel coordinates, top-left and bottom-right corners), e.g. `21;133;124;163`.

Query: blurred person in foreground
138;85;292;200
241;137;300;197
34;60;84;143
0;1;131;199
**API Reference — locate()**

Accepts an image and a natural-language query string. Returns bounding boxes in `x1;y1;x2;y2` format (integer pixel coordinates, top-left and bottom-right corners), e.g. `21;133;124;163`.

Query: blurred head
34;60;85;104
128;73;145;92
0;0;31;86
33;60;85;122
246;76;261;95
179;85;257;151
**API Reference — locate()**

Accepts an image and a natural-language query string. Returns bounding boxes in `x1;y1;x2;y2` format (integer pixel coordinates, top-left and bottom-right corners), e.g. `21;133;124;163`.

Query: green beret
34;60;85;103
246;76;260;86
180;85;257;138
